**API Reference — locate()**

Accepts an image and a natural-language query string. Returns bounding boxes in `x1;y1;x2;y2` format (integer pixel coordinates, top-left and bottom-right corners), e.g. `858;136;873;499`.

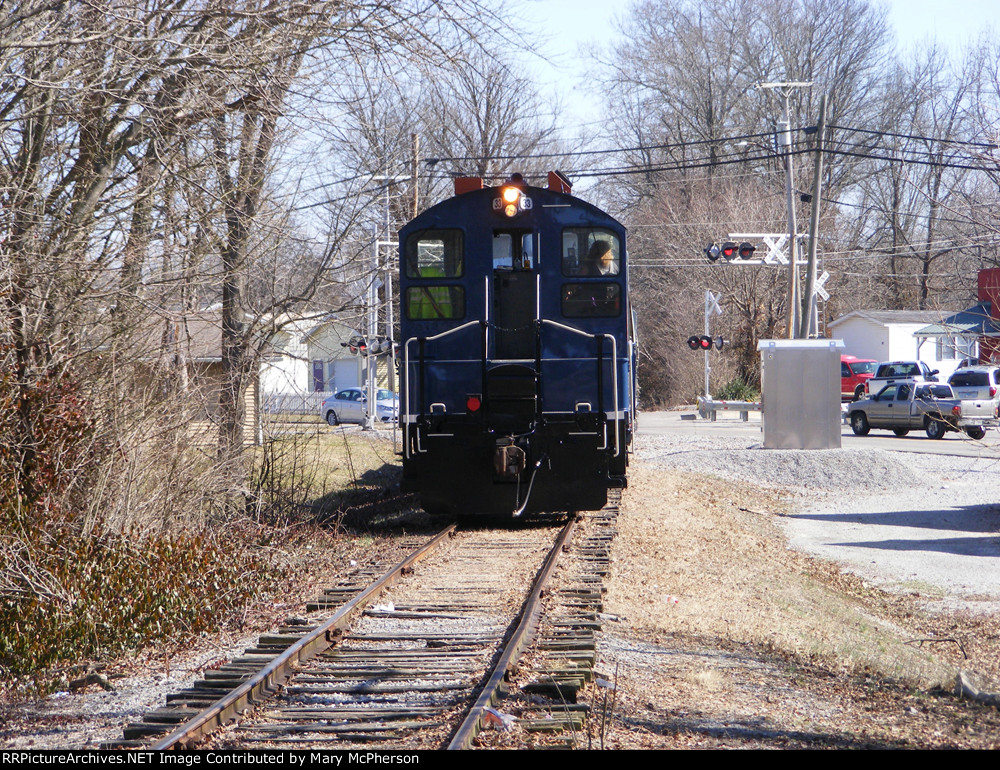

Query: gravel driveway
639;412;1000;613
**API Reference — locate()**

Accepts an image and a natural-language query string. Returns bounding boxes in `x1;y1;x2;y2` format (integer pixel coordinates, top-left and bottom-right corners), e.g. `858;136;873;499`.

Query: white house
827;309;966;381
259;315;366;415
301;319;365;393
259;314;399;416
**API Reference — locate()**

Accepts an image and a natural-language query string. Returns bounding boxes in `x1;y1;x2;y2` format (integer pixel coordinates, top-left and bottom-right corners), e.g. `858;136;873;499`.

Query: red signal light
738;242;756;259
699;336;712;350
687;336;701;350
720;241;737;259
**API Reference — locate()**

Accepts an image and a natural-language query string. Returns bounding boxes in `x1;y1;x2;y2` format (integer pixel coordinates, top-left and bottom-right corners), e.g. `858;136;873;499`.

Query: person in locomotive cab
581;240;618;276
565;240;621;316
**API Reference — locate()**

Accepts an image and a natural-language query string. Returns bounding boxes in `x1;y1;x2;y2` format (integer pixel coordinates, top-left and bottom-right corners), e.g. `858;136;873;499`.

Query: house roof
828;309;951;328
914;302;1000;338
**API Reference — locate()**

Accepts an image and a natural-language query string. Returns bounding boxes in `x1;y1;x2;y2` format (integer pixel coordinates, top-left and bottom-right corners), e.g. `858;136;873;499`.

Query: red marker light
466;395;482;412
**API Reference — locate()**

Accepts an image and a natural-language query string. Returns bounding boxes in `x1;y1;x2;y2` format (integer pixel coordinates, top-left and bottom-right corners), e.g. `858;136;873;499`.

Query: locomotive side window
405;229;463;278
561;283;621;317
493;231;534;270
562;229;620;276
405;286;465;320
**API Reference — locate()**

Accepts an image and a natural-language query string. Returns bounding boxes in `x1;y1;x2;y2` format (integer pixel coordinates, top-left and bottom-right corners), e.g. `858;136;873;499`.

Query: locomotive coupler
494;437;526;478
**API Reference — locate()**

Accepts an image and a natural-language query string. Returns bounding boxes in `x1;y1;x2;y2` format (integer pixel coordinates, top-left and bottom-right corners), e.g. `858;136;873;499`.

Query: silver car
321;387;399;426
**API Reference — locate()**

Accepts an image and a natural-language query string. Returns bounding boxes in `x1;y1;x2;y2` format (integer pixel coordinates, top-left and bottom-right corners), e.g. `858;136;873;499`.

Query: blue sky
520;0;998;127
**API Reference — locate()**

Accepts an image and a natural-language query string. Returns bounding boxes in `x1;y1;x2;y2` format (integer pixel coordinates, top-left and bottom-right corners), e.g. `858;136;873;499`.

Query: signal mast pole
704;290;722;398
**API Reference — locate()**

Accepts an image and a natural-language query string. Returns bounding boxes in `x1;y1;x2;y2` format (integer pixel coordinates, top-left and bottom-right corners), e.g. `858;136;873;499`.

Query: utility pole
367;171;407;430
411;133;419;218
755;80;812;338
800;93;827;339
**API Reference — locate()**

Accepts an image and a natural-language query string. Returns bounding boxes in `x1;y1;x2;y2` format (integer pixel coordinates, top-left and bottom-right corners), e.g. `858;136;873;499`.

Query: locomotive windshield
405;229;463;278
404;228;465;320
562;228;620;276
492;231;535;270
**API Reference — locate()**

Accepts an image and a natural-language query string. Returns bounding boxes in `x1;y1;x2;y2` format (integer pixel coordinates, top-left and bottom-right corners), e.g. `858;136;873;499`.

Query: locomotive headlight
502;186;520;217
495;185;532;217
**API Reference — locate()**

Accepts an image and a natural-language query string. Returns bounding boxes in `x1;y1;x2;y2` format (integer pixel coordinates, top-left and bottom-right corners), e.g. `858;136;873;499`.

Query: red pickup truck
841;355;878;401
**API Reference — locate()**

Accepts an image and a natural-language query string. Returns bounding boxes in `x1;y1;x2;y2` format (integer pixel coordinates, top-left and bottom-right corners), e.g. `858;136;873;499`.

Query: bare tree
594;0;892;399
417;48;563;190
839;41;994;312
0;0;527;517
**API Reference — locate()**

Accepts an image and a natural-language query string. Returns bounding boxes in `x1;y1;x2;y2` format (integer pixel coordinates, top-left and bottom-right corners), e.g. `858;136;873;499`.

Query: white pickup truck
863;360;939;396
847;380;998;439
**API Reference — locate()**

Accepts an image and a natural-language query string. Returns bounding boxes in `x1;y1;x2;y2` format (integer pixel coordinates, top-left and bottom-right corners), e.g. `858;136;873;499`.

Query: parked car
947;365;1000;405
847;380;996;439
864;360;939;396
321;387;399;426
841;355;878;401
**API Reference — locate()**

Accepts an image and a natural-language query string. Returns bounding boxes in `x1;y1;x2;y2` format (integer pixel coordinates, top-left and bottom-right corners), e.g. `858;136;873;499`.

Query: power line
827;123;1000;150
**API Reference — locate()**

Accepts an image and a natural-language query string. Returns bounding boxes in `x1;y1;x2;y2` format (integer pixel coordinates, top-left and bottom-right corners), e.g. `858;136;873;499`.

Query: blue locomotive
398;172;635;518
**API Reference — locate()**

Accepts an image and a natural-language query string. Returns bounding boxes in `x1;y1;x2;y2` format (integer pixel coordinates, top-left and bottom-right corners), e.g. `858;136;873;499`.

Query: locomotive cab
399;172;635;518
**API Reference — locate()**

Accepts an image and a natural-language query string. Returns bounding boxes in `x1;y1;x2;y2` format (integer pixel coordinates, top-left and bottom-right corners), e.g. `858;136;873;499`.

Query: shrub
0;355;280;681
715;377;760;402
0;524;277;676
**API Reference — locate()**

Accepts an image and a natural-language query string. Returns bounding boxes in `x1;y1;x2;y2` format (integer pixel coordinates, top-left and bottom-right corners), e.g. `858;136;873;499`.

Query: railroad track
105;497;618;750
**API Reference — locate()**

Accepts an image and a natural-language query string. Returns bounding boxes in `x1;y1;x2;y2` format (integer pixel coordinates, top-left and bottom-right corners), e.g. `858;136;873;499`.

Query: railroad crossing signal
759;234;789;265
687;335;724;350
706;290;723;317
815;270;830;301
705;242;756;262
342;335;395;355
342;335;366;355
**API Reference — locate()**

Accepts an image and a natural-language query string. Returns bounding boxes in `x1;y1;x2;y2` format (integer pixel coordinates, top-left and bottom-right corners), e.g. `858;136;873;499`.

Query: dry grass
592;458;1000;748
0;420;408;689
611;462;954;687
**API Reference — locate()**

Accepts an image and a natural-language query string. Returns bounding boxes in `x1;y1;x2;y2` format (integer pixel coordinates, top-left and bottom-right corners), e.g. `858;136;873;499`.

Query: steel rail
152;524;457;750
447;515;579;750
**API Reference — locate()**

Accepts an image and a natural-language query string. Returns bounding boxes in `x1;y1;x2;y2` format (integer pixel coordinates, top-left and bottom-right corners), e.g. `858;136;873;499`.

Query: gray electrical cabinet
757;339;845;449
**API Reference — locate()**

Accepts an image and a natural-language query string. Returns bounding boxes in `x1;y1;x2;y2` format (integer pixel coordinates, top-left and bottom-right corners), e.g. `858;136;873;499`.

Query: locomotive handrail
403;320;621;459
402;320;484;459
540;320;620;457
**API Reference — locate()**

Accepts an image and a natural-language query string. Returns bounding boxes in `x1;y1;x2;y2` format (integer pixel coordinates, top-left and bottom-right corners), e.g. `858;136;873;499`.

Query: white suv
948;365;1000;405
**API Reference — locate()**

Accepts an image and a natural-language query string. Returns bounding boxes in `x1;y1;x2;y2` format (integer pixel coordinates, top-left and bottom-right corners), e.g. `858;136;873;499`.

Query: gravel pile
639;434;927;494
